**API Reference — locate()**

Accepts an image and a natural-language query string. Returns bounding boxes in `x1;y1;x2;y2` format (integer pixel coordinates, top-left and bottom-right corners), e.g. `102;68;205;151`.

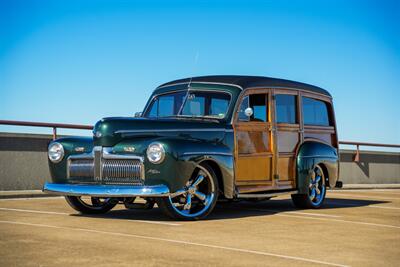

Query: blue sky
0;0;399;145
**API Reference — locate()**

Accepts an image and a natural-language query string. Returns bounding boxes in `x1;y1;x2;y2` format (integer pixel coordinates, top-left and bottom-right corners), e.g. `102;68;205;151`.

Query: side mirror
244;107;253;117
134;112;142;118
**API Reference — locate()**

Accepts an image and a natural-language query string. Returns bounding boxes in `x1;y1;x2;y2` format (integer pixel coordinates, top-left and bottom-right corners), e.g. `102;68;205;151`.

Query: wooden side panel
236;156;272;181
237;130;270;154
277;131;299;153
278;157;294;181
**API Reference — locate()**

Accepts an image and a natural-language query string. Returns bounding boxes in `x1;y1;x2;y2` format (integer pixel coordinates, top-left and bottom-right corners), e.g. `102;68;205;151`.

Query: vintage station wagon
44;75;340;220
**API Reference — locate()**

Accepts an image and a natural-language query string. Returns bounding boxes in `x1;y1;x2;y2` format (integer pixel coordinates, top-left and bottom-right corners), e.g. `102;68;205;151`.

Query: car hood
93;117;229;147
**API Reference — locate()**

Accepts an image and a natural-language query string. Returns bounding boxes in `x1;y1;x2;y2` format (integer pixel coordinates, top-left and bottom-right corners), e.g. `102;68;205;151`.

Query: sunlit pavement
1;189;399;267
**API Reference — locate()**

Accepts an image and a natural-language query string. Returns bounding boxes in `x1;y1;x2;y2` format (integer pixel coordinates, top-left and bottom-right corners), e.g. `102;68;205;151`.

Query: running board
237;190;298;199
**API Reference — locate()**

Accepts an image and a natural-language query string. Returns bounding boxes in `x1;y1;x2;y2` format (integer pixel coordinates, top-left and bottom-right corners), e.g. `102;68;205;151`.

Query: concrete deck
0;189;399;266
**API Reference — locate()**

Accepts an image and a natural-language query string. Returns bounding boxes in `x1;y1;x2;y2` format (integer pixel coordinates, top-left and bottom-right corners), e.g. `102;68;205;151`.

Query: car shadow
71;196;388;222
206;197;388;221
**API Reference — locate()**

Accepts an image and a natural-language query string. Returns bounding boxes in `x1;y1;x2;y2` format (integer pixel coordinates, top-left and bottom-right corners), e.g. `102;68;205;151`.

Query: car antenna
187;51;199;90
178;51;199;116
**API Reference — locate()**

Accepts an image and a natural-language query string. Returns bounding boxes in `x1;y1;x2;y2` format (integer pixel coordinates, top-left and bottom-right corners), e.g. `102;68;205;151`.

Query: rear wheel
291;165;326;209
156;165;219;220
65;196;117;214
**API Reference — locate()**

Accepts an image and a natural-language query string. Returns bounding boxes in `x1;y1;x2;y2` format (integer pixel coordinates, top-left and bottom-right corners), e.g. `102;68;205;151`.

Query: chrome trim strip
181;152;232;156
157;81;243;90
43;182;170;197
237;190;298;198
115;128;234;134
298;155;338;159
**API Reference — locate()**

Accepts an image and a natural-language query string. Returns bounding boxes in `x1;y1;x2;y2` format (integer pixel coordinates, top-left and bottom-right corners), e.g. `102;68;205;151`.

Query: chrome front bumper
43;182;170;197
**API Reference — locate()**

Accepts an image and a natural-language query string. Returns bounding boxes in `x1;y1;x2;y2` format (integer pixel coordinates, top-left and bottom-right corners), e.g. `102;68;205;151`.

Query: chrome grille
69;159;94;178
102;159;143;184
68;150;144;185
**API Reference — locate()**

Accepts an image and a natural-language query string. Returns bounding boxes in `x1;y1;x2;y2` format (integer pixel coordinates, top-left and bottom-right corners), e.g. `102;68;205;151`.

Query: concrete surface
0;189;399;266
0;132;52;191
340;149;400;184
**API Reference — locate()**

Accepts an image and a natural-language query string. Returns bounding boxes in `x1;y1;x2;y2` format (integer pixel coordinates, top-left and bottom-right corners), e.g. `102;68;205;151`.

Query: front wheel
65;196;117;214
156;165;219;220
291;165;327;209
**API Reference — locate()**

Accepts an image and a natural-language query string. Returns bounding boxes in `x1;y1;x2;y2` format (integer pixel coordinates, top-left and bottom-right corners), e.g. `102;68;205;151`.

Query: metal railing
0;120;93;140
1;120;399;162
339;141;400;162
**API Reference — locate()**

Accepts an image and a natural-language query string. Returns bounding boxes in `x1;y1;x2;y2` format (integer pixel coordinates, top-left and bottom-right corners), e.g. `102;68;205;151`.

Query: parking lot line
230;207;400;229
0;207;181;226
326;201;400;210
0;219;349;267
0;196;64;201
327;192;400;201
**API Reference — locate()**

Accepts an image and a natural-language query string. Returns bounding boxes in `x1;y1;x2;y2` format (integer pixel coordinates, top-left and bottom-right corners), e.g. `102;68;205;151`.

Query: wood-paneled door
233;89;275;193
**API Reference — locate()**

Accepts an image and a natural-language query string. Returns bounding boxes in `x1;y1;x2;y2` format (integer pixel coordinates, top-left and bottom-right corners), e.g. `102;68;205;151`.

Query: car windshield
145;90;231;119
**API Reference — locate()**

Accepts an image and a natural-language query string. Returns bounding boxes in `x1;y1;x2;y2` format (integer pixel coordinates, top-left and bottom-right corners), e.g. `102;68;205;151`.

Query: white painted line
0;207;69;215
285;211;341;218
0;197;64;201
0;207;181;227
332;189;400;193
233;207;400;229
326;201;400;210
327;193;400;201
275;213;400;229
0;220;349;267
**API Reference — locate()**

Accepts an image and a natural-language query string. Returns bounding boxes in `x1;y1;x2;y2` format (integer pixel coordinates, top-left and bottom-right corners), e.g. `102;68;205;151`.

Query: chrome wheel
308;165;326;206
291;164;327;209
157;165;218;220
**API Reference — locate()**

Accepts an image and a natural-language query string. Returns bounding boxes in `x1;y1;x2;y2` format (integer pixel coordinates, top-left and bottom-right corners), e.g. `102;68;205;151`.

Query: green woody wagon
44;75;340;220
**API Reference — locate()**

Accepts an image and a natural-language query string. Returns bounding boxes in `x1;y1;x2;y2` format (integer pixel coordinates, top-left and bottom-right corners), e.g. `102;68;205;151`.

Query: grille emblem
123;146;135;152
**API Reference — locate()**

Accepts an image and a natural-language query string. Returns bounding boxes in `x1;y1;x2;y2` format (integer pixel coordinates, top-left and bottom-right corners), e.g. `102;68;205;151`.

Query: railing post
353;144;360;162
52;127;57;140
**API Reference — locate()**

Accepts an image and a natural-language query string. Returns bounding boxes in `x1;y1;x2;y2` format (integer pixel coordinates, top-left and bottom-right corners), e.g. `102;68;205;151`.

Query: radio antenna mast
187;51;199;89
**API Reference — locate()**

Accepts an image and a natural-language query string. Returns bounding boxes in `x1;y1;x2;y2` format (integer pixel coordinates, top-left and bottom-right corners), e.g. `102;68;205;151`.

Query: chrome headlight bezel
48;142;64;163
146;142;165;164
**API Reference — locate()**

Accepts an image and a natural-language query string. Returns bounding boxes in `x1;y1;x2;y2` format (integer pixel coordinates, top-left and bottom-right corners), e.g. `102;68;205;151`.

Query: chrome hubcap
169;167;215;217
309;165;326;206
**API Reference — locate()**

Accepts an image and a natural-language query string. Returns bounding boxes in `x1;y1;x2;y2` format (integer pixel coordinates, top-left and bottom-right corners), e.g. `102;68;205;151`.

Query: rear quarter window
302;97;331;126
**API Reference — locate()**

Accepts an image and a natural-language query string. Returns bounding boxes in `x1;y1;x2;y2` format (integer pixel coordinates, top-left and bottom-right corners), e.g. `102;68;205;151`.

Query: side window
276;94;297;124
238;96;249;121
250;94;267;122
237;94;267;122
302;97;330;126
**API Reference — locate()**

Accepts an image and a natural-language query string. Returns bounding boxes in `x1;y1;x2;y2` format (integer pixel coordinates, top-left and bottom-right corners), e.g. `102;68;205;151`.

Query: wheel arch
296;140;339;193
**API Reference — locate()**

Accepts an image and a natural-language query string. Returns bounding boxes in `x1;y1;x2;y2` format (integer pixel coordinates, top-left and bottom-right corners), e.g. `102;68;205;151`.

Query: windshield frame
143;89;233;121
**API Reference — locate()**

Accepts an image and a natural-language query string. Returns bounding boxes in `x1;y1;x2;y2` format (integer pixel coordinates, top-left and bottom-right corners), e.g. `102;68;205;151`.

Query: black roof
158;75;331;97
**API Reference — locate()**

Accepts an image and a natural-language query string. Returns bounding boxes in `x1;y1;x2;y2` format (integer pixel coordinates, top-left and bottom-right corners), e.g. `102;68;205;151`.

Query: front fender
296;141;339;194
48;137;93;183
144;138;234;194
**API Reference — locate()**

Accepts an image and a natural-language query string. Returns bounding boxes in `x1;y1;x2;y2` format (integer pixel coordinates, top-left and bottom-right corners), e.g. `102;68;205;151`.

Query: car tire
291;164;327;209
156;164;219;220
65;196;117;214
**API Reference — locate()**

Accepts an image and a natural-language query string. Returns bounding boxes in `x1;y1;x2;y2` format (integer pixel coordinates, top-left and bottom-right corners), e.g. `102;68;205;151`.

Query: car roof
157;75;331;97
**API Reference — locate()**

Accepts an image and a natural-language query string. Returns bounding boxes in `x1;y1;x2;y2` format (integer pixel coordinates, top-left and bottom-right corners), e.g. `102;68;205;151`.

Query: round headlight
48;142;64;163
146;142;165;164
